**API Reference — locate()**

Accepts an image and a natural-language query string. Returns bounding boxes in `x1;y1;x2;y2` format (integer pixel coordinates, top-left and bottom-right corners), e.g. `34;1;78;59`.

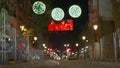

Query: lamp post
82;36;86;59
93;24;99;59
75;43;79;59
93;25;98;42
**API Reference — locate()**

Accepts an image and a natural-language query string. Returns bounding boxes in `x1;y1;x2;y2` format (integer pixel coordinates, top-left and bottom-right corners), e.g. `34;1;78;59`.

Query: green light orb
51;8;65;21
69;5;82;18
32;1;46;15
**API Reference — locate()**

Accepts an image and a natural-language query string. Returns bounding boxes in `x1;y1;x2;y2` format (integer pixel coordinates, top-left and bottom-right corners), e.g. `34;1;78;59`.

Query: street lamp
43;43;46;47
82;36;86;40
75;43;79;59
34;37;38;41
76;43;79;47
93;24;98;31
93;24;99;59
93;24;98;42
82;36;86;59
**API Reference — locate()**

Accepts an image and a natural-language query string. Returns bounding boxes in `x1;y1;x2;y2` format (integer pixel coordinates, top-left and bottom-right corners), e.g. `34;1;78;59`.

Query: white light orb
32;1;46;15
51;8;65;21
69;5;82;18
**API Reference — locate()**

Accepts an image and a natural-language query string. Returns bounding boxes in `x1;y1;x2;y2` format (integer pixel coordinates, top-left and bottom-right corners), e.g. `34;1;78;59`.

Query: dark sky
48;0;88;49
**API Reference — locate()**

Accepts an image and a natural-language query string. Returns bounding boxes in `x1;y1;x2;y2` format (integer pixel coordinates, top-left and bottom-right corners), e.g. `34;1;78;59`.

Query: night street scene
0;0;120;68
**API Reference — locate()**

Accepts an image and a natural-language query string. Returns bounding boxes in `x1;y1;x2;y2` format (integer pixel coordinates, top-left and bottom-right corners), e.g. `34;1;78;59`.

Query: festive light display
51;8;65;21
69;5;82;18
32;1;46;14
48;19;73;31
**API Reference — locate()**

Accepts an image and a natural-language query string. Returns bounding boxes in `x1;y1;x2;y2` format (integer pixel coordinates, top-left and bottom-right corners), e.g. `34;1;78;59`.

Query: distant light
23;28;27;32
44;50;46;52
69;5;82;18
48;48;50;51
44;46;47;49
82;36;86;40
72;52;75;55
64;44;66;47
85;46;89;49
20;25;24;31
32;1;46;15
67;48;71;52
86;40;88;42
34;37;38;41
43;43;46;47
84;49;87;52
93;25;98;30
67;44;69;47
81;51;83;53
49;48;53;51
51;8;65;21
76;43;79;47
8;38;11;41
81;48;84;51
32;41;35;43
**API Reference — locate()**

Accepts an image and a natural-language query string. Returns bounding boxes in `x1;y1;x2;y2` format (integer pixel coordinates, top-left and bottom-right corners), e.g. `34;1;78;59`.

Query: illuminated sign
48;20;73;31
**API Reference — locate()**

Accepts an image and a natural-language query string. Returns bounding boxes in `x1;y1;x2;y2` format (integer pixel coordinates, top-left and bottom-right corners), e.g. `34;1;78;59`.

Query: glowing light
43;43;46;47
82;36;86;40
93;24;98;30
69;5;82;18
20;25;24;31
85;46;89;49
34;37;38;41
67;48;71;52
32;1;46;14
51;8;65;21
48;20;73;31
76;43;79;47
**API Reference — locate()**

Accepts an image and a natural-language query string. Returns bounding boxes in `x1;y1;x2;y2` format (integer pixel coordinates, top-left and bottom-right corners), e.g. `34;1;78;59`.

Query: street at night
0;0;120;68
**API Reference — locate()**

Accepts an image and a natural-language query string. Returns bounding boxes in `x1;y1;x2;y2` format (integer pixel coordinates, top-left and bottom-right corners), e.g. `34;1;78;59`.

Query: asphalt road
0;60;120;68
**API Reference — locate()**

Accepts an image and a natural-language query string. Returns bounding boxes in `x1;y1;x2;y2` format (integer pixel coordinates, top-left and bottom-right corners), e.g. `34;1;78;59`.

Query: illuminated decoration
51;8;65;21
69;5;82;18
48;19;73;31
32;1;46;14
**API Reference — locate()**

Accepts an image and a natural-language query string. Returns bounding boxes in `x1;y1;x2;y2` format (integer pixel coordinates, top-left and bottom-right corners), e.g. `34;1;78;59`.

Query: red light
49;48;53;52
48;20;73;31
67;48;71;52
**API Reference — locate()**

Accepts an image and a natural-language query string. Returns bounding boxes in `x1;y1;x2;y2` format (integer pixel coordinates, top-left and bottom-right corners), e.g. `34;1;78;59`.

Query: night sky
48;0;88;49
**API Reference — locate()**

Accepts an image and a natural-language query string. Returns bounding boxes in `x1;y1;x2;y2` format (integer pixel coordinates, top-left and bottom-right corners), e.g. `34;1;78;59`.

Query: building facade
88;0;120;60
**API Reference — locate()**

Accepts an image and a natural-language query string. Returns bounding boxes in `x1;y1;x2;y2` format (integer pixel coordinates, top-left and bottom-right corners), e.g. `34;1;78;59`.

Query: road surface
0;60;120;68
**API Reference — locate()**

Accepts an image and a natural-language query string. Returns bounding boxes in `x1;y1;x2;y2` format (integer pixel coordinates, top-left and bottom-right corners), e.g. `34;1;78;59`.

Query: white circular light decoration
51;8;65;21
32;1;46;14
69;5;82;18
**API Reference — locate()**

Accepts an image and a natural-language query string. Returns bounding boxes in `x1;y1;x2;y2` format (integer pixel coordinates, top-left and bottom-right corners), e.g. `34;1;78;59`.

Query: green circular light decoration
69;5;82;18
51;8;65;21
32;1;46;15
